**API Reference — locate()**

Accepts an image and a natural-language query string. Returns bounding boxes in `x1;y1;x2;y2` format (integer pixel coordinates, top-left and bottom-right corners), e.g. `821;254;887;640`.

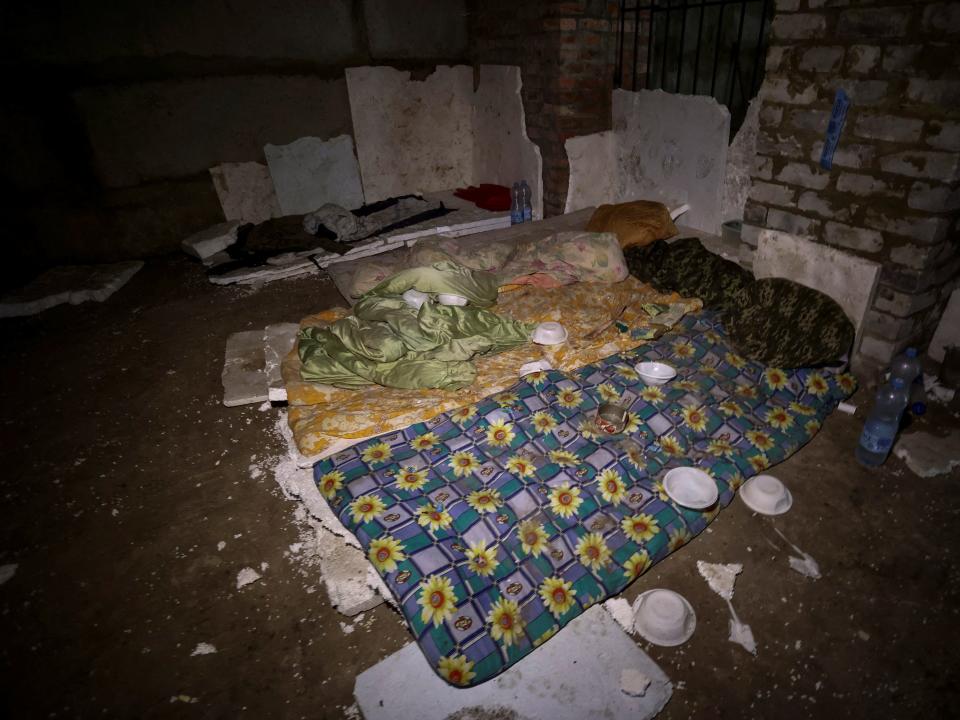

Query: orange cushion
585;200;678;249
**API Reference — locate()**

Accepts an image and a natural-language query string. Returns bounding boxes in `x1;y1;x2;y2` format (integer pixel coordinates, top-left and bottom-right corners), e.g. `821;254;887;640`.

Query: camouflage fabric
625;240;853;368
727;278;854;369
624;238;753;313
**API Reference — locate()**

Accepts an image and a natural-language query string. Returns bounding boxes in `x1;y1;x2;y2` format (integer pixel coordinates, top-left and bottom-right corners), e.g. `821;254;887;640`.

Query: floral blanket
311;311;856;687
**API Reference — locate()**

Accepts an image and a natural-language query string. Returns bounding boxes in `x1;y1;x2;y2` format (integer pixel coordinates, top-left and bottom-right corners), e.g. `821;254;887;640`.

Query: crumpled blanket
298;262;534;391
284;277;702;459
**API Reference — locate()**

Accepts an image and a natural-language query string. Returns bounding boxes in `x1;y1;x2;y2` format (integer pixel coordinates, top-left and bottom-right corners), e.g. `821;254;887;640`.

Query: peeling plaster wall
347;65;543;216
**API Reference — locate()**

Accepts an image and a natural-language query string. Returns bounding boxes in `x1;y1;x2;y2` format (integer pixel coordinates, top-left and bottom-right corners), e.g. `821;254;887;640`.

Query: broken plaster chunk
181;220;241;261
0;261;143;318
222;330;269;408
236;567;262;589
190;642;217;656
788;553;822;579
893;430;960;478
620;668;652;697
0;563;18;585
603;597;636;635
696;561;743;601
728;616;758;655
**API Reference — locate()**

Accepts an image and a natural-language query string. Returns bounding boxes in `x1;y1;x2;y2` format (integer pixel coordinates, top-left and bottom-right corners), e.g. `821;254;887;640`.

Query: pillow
624;238;752;312
585;200;678;249
726;277;855;368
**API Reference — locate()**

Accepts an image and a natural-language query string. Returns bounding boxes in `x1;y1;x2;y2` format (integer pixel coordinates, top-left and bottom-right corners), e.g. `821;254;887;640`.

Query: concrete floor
2;257;959;719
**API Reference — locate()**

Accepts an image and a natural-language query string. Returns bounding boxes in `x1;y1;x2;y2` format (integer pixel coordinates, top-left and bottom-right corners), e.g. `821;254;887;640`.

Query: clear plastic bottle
855;377;910;466
890;347;926;416
510;182;523;225
520;180;532;222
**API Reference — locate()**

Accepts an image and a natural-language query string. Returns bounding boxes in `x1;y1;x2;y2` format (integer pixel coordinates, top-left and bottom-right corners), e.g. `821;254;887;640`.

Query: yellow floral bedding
283;277;701;459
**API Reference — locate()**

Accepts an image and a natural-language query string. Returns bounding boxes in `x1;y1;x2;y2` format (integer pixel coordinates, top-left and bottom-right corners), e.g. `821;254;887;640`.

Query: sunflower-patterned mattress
311;310;856;687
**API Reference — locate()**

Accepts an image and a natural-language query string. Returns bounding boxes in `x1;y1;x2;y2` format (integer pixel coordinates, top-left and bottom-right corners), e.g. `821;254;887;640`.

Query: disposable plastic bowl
531;322;568;345
663;467;719;509
402;289;430;310
633;589;697;646
635;361;677;385
740;474;793;515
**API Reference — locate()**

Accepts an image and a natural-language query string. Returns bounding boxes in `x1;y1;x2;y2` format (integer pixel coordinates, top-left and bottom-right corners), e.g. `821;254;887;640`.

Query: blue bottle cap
906;347;918;358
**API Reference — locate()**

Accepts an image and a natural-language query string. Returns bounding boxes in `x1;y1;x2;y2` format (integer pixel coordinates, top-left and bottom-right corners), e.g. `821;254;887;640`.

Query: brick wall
467;0;623;216
742;0;960;365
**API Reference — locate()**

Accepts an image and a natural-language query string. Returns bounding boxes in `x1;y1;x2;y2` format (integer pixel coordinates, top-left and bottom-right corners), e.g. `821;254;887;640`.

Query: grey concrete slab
347;66;474;204
614;89;730;234
354;605;672;720
564;130;617;213
263;323;300;403
181;221;241;262
265;135;364;216
0;261;143;318
222;330;268;407
209;162;281;226
894;430;960;477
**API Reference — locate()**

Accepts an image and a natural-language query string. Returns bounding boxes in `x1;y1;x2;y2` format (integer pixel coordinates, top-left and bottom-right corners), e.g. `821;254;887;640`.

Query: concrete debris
221;330;269;407
0;261;143;319
270;414;392;616
190;643;217;656
726;599;757;655
696;561;742;601
620;668;653;697
894;430;960;478
774;528;822;580
181;220;241;262
0;563;18;585
354;606;672;720
236;567;262;589
604;597;637;635
263;323;300;403
265;134;365;216
209;161;281;226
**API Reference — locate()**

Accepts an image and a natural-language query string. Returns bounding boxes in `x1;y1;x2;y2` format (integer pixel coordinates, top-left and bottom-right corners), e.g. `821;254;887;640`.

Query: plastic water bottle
520;180;532;222
890;347;926;415
510;182;523;225
855;377;910;466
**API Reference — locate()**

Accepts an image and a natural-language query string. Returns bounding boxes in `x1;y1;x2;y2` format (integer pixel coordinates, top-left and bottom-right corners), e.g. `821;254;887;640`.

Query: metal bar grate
615;0;773;136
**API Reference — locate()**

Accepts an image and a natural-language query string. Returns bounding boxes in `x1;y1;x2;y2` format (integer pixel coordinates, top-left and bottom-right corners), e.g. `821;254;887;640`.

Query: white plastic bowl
402;289;430;310
437;293;468;306
663;467;719;509
633;589;697;646
635;361;677;385
740;474;793;515
531;321;568;345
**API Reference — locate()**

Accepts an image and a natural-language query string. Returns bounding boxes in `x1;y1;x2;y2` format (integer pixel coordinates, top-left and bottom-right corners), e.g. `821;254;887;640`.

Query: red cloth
453;184;511;212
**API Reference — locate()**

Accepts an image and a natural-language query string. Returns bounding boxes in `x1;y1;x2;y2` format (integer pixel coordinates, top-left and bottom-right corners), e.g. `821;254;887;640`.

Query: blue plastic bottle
520;180;532;222
510;182;523;225
891;347;927;416
855;377;909;466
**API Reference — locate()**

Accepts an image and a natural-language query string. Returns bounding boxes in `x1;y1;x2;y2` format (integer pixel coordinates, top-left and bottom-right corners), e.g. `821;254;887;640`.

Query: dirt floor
2;256;959;719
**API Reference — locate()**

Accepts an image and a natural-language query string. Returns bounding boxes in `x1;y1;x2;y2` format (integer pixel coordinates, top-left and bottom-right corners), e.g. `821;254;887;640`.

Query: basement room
2;1;959;718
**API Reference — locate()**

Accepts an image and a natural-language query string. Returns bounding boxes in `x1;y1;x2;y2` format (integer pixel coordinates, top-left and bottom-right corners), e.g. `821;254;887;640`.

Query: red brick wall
468;0;625;216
